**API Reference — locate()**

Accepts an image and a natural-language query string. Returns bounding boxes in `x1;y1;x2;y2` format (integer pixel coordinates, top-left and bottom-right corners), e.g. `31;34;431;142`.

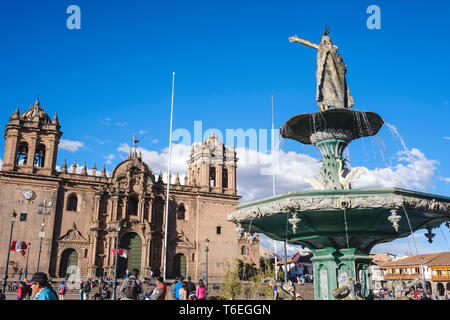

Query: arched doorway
117;232;142;278
173;253;187;279
437;282;445;296
59;249;78;278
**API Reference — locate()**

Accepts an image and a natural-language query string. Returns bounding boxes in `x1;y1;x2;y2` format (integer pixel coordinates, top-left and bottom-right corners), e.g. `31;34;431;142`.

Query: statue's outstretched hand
289;35;300;42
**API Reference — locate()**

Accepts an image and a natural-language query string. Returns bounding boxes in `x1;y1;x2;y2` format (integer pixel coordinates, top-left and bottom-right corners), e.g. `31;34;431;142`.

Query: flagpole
271;94;278;281
163;72;175;282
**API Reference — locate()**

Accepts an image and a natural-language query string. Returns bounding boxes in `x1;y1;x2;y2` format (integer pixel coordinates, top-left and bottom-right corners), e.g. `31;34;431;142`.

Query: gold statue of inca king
289;26;354;111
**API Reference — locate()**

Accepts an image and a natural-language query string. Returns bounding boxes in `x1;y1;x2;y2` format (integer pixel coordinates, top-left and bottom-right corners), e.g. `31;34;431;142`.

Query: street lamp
2;210;17;296
205;238;209;296
36;199;52;272
24;242;31;280
112;223;121;300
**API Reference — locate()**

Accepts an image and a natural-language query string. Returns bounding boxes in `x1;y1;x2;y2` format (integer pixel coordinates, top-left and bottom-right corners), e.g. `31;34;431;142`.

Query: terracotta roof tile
380;252;450;267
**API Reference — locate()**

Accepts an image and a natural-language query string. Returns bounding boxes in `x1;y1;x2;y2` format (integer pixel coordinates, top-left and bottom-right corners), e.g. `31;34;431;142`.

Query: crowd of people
172;276;206;300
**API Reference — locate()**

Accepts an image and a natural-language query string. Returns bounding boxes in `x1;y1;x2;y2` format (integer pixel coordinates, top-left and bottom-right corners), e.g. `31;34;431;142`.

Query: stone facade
0;100;259;281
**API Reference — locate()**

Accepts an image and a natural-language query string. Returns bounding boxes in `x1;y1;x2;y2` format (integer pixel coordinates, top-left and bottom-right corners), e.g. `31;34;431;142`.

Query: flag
271;251;282;261
10;241;28;256
133;134;139;144
292;251;300;265
112;248;129;259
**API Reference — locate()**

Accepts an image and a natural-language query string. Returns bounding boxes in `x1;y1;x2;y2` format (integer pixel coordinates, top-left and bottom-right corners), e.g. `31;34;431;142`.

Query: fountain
228;27;450;300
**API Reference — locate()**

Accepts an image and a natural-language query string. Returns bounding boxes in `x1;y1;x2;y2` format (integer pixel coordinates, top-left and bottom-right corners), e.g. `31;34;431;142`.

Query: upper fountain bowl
280;108;384;145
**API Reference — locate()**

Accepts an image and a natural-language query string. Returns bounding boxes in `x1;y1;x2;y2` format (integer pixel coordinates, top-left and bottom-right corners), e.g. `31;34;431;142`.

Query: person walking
150;276;167;300
29;272;58;300
18;269;23;281
58;281;67;300
173;276;182;300
185;276;196;300
119;268;143;300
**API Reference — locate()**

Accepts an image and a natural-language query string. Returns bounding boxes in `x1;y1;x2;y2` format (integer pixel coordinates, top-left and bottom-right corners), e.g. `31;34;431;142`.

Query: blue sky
0;0;449;256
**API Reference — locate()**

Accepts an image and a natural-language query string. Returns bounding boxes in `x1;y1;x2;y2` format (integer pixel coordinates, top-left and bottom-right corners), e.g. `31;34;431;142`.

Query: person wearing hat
58;281;67;300
28;272;58;300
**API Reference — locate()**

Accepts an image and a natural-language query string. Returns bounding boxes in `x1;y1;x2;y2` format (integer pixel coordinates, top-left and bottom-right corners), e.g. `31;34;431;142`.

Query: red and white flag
133;134;139;144
112;248;129;259
10;241;28;256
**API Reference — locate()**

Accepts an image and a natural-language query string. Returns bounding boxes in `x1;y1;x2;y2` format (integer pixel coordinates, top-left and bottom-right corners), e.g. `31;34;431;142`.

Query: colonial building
380;251;450;298
0;99;259;281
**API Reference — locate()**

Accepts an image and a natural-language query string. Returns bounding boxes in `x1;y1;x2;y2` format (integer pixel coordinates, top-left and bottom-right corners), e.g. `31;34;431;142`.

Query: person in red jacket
17;282;27;300
150;276;167;300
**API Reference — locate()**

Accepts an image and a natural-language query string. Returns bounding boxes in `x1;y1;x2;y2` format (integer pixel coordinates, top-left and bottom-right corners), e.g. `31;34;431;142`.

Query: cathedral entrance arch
117;232;142;278
59;248;78;278
173;253;187;278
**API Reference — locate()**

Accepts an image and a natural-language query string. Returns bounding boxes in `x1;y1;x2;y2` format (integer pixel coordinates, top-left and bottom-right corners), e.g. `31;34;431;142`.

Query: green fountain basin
228;188;450;253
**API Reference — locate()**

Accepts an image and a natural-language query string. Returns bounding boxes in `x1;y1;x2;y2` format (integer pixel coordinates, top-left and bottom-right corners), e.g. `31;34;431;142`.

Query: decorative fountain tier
228;189;450;300
228;28;450;300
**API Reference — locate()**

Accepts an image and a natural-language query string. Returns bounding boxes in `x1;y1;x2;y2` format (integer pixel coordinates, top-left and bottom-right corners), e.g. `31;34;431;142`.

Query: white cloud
103;154;115;165
445;136;450;140
441;177;450;183
59;139;84;153
0;158;3;170
353;148;438;190
138;130;147;135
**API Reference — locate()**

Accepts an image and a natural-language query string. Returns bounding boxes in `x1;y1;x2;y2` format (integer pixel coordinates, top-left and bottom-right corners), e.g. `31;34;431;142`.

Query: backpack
124;278;141;299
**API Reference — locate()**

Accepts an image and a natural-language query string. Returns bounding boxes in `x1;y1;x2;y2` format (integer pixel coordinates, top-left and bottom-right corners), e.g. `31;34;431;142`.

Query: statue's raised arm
289;35;319;50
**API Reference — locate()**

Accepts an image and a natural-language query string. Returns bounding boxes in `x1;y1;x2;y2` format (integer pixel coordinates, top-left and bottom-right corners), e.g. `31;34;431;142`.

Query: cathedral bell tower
187;132;237;195
2;99;62;175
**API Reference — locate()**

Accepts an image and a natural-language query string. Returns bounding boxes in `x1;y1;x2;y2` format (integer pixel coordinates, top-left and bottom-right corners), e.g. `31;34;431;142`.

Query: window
19;213;27;221
127;197;138;216
216;226;221;234
209;167;216;187
67;194;78;211
34;144;46;167
241;246;247;255
177;205;186;220
222;168;228;188
16;143;28;165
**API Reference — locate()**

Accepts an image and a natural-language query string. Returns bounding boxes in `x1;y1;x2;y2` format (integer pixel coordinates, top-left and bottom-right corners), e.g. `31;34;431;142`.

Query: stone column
43;136;57;174
26;134;38;173
2;130;19;171
216;165;223;189
139;196;145;223
94;194;101;221
111;196;118;221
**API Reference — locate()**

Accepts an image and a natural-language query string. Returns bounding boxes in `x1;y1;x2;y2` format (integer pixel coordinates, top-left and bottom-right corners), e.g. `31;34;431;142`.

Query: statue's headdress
323;25;331;36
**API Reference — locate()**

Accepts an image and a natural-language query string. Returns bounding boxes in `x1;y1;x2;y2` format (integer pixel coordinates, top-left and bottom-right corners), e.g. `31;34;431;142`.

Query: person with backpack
185;276;196;300
58;281;67;300
119;268;143;300
29;272;58;300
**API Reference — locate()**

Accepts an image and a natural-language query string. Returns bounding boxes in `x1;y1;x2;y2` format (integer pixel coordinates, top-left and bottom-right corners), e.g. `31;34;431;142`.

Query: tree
220;258;242;300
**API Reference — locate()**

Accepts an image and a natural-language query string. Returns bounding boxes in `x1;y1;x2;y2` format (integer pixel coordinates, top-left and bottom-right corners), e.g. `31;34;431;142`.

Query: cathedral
0;99;259;281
